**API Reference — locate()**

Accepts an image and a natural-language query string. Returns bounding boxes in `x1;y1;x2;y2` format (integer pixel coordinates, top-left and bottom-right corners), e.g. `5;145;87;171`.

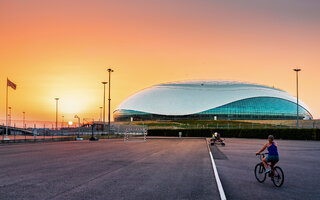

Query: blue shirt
268;142;279;156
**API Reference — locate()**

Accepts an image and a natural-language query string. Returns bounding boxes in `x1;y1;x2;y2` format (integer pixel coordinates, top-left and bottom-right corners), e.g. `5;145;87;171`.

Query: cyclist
215;132;220;141
256;135;279;173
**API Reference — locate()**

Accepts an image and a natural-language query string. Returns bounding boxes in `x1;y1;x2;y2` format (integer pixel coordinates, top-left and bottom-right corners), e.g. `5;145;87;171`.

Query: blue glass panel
198;97;312;119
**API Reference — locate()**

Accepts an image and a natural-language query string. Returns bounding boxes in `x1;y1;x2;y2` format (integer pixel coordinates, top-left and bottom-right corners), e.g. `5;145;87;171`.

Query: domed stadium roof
115;80;312;117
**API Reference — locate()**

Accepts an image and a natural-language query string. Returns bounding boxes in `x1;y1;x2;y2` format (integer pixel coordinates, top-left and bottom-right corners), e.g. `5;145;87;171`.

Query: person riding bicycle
215;132;221;141
256;135;279;173
211;132;216;141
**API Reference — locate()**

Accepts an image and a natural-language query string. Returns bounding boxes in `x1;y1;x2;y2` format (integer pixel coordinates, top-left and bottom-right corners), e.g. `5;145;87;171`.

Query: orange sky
1;0;320;125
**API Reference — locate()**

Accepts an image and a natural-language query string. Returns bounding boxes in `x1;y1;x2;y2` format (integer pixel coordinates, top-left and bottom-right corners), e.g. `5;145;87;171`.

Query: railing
0;123;148;143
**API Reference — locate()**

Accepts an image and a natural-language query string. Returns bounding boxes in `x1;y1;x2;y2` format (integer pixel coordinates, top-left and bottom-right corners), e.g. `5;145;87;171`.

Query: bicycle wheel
255;163;266;183
272;166;284;187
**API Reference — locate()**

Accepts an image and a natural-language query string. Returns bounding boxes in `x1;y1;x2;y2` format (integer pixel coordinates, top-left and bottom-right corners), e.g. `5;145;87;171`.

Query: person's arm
256;143;267;154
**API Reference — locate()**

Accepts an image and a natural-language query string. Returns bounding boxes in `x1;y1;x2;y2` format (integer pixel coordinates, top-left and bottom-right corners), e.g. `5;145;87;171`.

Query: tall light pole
293;68;301;128
107;68;114;136
62;115;64;128
55;98;59;130
102;82;108;129
22;112;25;129
99;107;103;122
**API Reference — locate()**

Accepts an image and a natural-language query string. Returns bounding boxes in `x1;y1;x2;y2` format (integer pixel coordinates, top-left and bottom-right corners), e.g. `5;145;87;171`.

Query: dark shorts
266;155;279;163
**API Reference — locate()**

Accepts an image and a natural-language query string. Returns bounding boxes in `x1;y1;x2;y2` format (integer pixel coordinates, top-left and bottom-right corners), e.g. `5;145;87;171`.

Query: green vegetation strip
120;120;288;129
148;128;320;140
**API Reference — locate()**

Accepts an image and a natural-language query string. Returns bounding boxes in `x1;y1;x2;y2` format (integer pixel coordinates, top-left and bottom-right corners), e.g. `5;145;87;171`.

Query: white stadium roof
115;80;311;116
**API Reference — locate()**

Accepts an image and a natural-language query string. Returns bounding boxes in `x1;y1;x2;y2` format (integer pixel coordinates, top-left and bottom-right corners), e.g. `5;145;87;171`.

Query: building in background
114;80;313;121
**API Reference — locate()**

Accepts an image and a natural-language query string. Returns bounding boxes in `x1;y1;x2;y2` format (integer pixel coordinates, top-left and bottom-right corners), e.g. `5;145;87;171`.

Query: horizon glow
0;0;320;124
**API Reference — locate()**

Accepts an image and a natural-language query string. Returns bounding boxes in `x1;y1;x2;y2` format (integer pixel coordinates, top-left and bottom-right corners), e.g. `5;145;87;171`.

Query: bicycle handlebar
256;152;268;156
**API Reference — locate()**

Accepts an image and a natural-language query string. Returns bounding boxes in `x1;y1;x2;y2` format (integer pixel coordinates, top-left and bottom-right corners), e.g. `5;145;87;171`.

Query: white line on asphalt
207;141;227;200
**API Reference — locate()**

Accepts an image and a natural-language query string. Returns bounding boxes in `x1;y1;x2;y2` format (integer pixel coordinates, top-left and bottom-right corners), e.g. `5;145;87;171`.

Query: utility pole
293;68;301;128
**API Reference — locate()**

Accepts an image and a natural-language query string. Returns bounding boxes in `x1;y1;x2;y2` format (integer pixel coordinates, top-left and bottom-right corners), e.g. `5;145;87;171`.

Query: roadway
1;138;319;200
0;138;219;200
212;138;320;200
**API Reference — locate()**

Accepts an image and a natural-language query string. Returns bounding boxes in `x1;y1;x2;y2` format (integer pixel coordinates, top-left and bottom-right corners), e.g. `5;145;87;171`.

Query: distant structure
114;80;313;121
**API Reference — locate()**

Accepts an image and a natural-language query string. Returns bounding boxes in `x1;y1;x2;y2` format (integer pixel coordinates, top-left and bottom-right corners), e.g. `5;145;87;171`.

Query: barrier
123;127;147;142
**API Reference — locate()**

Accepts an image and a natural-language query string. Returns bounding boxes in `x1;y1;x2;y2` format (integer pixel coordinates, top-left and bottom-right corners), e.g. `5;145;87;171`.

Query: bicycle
209;137;225;146
254;153;284;187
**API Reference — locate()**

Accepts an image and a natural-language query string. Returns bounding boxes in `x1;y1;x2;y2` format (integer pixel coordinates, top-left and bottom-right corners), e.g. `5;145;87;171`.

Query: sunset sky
0;0;320;125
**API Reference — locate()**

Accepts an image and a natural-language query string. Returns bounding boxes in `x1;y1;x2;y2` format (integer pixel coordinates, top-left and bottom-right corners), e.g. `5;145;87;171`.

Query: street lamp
99;107;103;122
62;115;64;128
74;115;83;140
102;82;108;130
293;68;301;128
54;98;59;130
107;68;114;136
22;112;25;129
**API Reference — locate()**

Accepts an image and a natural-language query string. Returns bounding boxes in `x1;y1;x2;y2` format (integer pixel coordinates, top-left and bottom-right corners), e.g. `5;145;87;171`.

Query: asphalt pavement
0;139;219;200
1;137;319;200
213;138;320;200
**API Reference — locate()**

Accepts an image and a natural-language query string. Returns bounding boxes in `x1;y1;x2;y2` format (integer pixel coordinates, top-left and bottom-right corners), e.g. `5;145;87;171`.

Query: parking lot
0;138;218;200
212;138;320;200
0;138;319;200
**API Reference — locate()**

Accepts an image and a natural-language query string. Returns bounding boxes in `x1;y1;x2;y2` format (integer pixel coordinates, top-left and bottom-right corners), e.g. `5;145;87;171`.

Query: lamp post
74;115;83;140
102;82;108;131
293;68;301;128
62;115;64;129
107;68;114;136
54;98;59;130
22;112;25;129
99;107;103;122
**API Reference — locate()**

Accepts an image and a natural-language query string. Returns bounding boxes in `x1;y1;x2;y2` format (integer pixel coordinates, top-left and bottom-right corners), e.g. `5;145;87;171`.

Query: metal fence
0;123;148;143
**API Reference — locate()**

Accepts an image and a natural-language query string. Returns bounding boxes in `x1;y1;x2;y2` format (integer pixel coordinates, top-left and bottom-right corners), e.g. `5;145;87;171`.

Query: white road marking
207;140;227;200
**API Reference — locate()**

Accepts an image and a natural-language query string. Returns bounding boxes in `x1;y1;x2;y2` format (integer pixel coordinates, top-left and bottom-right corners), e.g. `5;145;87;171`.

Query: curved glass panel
198;97;312;120
114;97;313;121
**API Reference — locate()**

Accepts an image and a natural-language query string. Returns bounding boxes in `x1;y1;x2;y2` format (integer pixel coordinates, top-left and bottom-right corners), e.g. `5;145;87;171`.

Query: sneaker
265;168;271;173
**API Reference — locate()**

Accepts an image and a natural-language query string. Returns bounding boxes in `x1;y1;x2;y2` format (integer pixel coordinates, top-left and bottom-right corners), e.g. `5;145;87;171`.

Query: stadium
114;80;313;121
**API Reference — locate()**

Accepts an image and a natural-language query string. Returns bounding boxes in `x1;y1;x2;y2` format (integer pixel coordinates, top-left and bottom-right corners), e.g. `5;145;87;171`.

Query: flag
7;79;17;90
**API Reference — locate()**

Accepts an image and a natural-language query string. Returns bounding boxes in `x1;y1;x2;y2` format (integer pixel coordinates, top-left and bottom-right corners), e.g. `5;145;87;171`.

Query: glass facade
114;97;312;121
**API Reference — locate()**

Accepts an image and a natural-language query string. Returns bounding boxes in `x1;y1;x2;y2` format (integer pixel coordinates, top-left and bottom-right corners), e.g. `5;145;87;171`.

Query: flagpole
5;79;10;140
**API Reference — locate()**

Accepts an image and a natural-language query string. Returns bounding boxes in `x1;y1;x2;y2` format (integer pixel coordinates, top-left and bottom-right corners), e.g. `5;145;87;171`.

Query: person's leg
271;161;278;176
271;161;277;168
262;157;269;169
